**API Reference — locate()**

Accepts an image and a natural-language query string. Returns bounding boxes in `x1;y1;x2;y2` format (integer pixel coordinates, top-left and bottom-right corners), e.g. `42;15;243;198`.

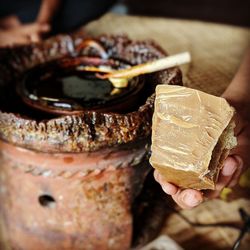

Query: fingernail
222;159;237;176
162;185;171;195
162;183;178;195
182;193;202;207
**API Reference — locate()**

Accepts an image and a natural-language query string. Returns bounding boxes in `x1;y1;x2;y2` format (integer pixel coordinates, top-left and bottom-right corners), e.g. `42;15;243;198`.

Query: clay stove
0;33;182;250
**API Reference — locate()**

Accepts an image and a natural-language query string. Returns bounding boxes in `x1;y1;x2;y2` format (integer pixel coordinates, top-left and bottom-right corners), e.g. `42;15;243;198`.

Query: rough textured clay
0;33;183;250
0;34;182;153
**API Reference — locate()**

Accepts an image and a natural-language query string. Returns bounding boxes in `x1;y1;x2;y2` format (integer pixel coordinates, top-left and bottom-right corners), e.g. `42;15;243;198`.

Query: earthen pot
0;33;182;250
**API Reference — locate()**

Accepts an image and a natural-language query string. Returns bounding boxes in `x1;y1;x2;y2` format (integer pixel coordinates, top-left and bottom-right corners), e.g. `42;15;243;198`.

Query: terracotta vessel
0;33;182;250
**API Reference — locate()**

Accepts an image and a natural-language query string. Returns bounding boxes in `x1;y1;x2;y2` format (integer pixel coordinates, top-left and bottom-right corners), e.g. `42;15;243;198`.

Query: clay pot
0;33;182;250
0;139;150;250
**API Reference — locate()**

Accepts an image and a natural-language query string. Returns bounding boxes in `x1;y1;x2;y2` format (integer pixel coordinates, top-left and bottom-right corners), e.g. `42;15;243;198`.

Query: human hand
0;22;50;47
154;101;250;209
0;15;21;29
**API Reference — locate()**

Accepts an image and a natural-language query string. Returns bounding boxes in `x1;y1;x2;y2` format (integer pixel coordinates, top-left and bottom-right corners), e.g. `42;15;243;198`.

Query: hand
0;15;21;29
154;48;250;209
0;22;50;47
154;100;250;209
206;103;250;198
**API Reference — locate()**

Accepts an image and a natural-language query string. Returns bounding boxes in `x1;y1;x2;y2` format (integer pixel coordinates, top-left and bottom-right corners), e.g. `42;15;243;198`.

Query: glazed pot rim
0;33;182;152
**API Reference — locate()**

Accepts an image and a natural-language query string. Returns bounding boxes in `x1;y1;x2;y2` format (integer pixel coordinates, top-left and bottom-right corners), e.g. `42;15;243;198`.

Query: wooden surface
85;14;250;250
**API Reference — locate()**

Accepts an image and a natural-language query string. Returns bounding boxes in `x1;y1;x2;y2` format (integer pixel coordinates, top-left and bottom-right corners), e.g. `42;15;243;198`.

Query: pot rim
0;33;182;152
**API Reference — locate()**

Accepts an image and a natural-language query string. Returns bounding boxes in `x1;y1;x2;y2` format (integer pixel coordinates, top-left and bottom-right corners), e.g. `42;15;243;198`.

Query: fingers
0;22;51;47
227;156;244;187
20;23;50;35
154;154;245;209
172;189;203;209
221;155;243;190
29;33;41;43
0;31;30;47
153;107;249;210
14;36;30;45
216;156;238;189
154;170;178;195
154;170;203;209
206;155;243;198
17;23;50;44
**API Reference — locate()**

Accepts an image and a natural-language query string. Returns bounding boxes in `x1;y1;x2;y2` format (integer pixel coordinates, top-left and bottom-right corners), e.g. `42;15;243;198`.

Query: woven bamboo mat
85;14;250;95
85;14;250;250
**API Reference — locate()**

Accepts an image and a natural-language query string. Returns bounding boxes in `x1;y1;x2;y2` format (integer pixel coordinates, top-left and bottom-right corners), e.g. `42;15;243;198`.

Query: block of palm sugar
150;85;237;190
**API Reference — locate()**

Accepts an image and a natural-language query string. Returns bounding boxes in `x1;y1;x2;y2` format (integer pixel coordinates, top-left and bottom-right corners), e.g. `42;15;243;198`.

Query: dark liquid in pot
18;61;143;115
36;74;115;106
0;58;152;120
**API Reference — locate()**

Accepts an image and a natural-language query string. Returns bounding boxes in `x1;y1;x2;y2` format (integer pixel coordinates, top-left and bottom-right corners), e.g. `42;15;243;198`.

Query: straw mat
85;14;250;95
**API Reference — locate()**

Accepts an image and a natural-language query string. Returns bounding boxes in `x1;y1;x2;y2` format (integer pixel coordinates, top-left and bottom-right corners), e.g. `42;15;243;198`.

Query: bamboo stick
99;52;191;79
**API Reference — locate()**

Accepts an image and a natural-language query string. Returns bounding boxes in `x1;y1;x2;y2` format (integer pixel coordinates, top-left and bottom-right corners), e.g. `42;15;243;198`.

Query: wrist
222;94;250;122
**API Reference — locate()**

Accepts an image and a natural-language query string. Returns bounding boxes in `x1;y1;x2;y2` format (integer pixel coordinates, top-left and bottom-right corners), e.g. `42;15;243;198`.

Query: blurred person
0;0;116;46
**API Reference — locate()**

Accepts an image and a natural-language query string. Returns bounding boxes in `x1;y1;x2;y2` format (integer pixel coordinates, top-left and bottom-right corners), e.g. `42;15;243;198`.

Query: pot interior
16;58;145;115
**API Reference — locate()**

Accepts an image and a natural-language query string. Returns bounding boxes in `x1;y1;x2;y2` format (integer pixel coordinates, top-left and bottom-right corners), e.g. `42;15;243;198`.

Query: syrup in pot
18;61;143;115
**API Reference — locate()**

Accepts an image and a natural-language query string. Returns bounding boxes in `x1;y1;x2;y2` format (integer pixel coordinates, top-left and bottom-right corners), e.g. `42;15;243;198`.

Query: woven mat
85;14;250;250
85;14;250;95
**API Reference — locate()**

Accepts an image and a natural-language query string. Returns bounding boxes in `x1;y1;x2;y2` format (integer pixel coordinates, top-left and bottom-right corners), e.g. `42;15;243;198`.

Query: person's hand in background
0;15;21;29
0;0;60;47
154;49;250;209
0;22;50;46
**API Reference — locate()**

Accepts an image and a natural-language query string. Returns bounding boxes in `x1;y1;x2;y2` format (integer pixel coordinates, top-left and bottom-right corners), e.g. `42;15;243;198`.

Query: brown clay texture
0;33;182;250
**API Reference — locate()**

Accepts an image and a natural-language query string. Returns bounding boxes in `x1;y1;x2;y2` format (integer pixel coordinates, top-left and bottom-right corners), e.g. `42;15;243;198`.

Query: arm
0;0;58;47
14;0;60;43
154;49;250;209
223;49;250;112
36;0;61;25
0;23;50;47
219;48;250;192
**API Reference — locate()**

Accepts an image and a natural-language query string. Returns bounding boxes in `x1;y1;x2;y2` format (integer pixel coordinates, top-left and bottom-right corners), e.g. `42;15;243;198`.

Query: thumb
20;23;50;34
38;23;51;32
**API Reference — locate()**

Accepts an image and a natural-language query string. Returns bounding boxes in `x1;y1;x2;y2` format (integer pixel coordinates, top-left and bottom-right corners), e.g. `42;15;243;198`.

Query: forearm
36;0;60;24
223;49;250;113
